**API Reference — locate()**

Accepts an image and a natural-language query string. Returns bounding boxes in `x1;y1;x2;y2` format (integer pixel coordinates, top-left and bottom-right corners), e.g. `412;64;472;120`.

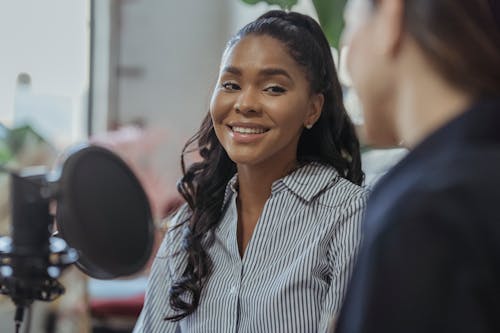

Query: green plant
240;0;347;49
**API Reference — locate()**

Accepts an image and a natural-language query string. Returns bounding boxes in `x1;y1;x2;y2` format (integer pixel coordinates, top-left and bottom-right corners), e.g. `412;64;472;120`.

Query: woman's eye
264;85;287;94
222;82;240;91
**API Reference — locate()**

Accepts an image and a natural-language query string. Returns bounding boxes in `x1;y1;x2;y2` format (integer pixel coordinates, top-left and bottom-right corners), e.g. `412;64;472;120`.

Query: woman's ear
304;93;324;128
376;0;405;57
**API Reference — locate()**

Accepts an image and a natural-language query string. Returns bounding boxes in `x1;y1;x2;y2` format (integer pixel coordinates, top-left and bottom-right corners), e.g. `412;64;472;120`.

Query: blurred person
134;10;367;333
335;0;500;332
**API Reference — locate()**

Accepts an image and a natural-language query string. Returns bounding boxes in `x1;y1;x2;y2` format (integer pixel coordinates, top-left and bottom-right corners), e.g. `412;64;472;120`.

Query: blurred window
0;0;90;149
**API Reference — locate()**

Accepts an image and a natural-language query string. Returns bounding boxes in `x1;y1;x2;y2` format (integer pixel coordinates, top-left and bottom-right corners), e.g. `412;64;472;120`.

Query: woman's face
343;0;399;146
210;34;323;169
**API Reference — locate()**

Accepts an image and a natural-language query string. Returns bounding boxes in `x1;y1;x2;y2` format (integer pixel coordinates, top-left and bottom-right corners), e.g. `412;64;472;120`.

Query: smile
231;126;268;134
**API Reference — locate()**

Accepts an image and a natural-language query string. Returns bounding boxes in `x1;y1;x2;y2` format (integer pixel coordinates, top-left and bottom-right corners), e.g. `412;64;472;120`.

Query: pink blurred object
90;293;145;318
90;125;183;220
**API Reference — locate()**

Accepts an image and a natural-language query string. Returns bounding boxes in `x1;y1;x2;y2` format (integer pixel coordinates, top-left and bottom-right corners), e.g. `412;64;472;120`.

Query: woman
337;0;500;332
134;10;366;333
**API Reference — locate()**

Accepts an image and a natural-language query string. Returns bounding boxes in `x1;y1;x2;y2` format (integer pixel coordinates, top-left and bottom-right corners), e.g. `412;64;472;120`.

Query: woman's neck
236;158;297;214
394;46;472;148
234;158;297;257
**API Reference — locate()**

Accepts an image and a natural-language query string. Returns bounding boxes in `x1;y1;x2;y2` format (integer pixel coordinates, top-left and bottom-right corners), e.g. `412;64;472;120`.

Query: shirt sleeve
318;192;365;333
133;205;190;333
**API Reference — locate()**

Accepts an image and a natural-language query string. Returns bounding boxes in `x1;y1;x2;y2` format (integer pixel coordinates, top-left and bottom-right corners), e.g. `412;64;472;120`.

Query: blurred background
0;0;405;332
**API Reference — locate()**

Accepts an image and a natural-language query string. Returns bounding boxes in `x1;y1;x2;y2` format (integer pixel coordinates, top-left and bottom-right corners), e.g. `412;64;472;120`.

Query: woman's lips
227;124;269;143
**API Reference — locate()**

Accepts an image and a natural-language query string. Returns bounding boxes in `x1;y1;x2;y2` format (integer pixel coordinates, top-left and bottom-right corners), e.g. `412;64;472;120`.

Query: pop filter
54;144;155;279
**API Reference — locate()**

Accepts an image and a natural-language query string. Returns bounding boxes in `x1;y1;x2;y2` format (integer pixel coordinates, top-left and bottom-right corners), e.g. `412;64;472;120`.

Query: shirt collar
275;162;339;202
223;162;340;205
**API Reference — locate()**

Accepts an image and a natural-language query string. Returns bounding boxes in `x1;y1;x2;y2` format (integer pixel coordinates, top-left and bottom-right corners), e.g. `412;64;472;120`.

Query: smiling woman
134;10;367;333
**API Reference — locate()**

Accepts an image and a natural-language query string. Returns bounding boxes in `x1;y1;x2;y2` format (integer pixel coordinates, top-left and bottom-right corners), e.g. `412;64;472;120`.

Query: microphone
0;145;155;332
0;168;77;332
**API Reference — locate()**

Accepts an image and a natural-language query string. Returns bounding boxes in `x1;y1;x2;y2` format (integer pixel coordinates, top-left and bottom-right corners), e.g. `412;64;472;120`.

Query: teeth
232;126;267;134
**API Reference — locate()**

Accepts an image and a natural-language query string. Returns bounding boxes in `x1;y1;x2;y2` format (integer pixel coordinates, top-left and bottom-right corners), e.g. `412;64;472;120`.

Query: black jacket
337;99;500;333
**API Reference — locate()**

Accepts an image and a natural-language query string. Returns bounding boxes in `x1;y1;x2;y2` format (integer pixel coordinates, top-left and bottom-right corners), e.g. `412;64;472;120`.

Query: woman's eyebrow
221;66;241;75
258;67;293;81
221;66;294;83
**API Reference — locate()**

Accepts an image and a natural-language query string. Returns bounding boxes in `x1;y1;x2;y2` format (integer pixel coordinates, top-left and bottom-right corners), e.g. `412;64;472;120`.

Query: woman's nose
234;88;261;114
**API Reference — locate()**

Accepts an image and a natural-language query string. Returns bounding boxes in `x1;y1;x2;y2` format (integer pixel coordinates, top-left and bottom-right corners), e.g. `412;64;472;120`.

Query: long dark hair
166;10;364;321
374;0;500;98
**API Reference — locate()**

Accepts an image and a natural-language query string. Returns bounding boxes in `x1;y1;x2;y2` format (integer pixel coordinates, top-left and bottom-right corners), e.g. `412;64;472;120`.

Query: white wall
116;0;231;132
228;0;317;33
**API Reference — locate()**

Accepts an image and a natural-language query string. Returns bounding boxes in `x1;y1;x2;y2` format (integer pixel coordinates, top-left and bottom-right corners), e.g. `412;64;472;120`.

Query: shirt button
229;286;237;294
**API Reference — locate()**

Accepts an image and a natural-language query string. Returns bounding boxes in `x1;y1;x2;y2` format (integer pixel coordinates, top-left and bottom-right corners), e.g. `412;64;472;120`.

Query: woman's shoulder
308;162;367;193
283;162;367;212
156;203;191;258
167;203;191;229
310;162;368;209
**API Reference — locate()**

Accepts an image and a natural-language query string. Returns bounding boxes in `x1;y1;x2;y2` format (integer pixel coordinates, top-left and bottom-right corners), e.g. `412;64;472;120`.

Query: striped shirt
134;162;366;333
